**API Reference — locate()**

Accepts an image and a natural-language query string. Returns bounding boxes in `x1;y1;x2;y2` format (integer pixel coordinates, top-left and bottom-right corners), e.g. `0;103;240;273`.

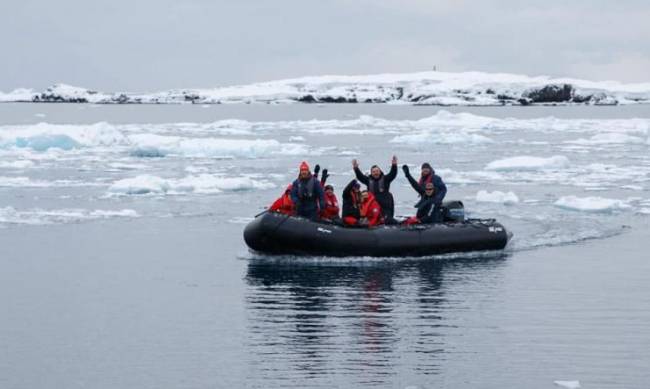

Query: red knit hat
299;161;310;171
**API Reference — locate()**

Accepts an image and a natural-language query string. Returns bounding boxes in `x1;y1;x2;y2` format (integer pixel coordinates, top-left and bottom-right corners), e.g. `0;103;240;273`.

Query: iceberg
3;71;650;105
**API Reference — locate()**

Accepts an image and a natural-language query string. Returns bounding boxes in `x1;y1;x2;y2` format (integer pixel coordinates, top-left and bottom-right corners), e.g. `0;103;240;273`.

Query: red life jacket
269;186;294;215
320;191;339;219
361;193;384;227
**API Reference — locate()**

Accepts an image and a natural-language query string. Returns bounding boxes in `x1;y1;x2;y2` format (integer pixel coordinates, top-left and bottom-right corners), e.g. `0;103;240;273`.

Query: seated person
359;190;384;227
342;179;362;226
269;184;294;215
404;182;443;224
320;184;340;221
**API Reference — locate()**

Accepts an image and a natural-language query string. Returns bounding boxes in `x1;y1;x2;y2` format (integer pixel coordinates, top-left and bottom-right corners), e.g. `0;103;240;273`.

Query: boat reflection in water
244;252;509;388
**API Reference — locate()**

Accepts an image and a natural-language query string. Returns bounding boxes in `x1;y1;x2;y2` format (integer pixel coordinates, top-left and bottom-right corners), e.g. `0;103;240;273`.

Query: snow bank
485;156;570;171
475;190;520;204
108;174;275;195
4;70;650;105
554;196;630;212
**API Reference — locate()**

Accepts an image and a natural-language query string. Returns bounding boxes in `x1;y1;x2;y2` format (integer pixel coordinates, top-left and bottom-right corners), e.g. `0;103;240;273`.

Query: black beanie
421;162;433;170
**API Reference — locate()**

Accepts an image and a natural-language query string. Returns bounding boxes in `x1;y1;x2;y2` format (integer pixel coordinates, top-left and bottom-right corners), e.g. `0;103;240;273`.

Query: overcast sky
2;0;649;91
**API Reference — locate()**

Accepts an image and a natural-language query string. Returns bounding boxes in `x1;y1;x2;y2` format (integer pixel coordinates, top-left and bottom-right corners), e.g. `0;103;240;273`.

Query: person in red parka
269;184;294;215
320;184;340;220
360;190;384;227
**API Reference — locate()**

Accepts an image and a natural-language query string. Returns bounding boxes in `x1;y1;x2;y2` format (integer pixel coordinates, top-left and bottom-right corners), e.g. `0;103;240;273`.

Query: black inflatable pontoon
243;202;510;257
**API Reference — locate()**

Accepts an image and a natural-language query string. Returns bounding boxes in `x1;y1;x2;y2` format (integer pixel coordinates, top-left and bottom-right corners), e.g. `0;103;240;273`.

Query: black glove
314;164;321;175
321;169;329;181
402;164;410;175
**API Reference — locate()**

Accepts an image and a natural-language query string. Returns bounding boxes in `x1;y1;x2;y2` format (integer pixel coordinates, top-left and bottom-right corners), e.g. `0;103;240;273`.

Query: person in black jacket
341;179;362;225
414;182;443;223
352;155;398;222
403;163;447;223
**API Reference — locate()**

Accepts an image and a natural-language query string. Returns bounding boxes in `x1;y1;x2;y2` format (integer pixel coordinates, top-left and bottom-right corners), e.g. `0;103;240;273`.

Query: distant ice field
1;105;649;252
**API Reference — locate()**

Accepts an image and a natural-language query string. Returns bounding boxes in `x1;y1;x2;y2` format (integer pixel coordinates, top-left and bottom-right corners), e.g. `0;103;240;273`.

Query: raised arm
352;159;369;186
320;169;329;186
402;165;424;195
385;163;398;182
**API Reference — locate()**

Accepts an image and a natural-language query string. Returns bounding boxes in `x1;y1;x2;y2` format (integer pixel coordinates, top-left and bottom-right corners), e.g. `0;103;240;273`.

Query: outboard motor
442;200;465;222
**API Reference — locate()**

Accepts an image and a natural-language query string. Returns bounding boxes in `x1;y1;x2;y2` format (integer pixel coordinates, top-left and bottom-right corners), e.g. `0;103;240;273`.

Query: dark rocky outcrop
295;94;317;103
524;84;573;103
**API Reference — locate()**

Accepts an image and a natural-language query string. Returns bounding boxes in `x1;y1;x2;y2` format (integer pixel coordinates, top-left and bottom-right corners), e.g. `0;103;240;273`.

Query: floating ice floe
475;190;520;204
485;155;570;171
553;380;580;389
3;71;650;105
0;160;34;169
554;195;631;212
108;174;276;195
0;122;128;151
390;131;493;146
0;206;139;226
128;134;308;159
566;133;647;145
0;176;103;188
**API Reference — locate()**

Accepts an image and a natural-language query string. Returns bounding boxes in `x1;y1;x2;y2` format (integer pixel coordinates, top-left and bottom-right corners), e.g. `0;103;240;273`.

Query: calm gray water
1;103;649;389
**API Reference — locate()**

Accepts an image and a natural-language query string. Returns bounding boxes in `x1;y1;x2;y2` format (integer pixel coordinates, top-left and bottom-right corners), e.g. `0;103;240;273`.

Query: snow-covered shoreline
2;71;650;105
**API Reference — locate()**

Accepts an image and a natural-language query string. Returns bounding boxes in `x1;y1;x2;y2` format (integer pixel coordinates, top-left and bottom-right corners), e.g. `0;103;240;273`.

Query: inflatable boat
243;201;511;257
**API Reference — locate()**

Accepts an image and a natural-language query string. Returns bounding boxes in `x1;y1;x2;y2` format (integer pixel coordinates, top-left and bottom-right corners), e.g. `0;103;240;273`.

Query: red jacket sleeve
269;197;283;212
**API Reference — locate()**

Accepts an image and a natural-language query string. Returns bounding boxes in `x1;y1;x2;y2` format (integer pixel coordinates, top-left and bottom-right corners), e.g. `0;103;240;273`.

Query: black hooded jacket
353;164;398;218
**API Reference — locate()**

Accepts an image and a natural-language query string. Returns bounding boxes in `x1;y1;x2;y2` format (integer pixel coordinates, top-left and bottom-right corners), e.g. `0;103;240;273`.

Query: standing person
403;163;447;222
341;179;362;226
352;155;398;222
290;161;325;220
320;184;340;221
359;190;384;227
268;184;294;215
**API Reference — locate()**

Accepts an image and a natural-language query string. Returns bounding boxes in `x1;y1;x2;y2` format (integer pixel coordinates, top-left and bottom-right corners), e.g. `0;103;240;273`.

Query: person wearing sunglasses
403;163;447;224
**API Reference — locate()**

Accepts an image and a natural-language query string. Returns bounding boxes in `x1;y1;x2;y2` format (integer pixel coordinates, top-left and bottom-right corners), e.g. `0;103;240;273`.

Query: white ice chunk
108;175;171;195
475;190;520;204
555;195;630;212
554;380;580;389
108;174;275;195
567;133;646;145
128;134;308;158
485;155;570;171
390;132;493;146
